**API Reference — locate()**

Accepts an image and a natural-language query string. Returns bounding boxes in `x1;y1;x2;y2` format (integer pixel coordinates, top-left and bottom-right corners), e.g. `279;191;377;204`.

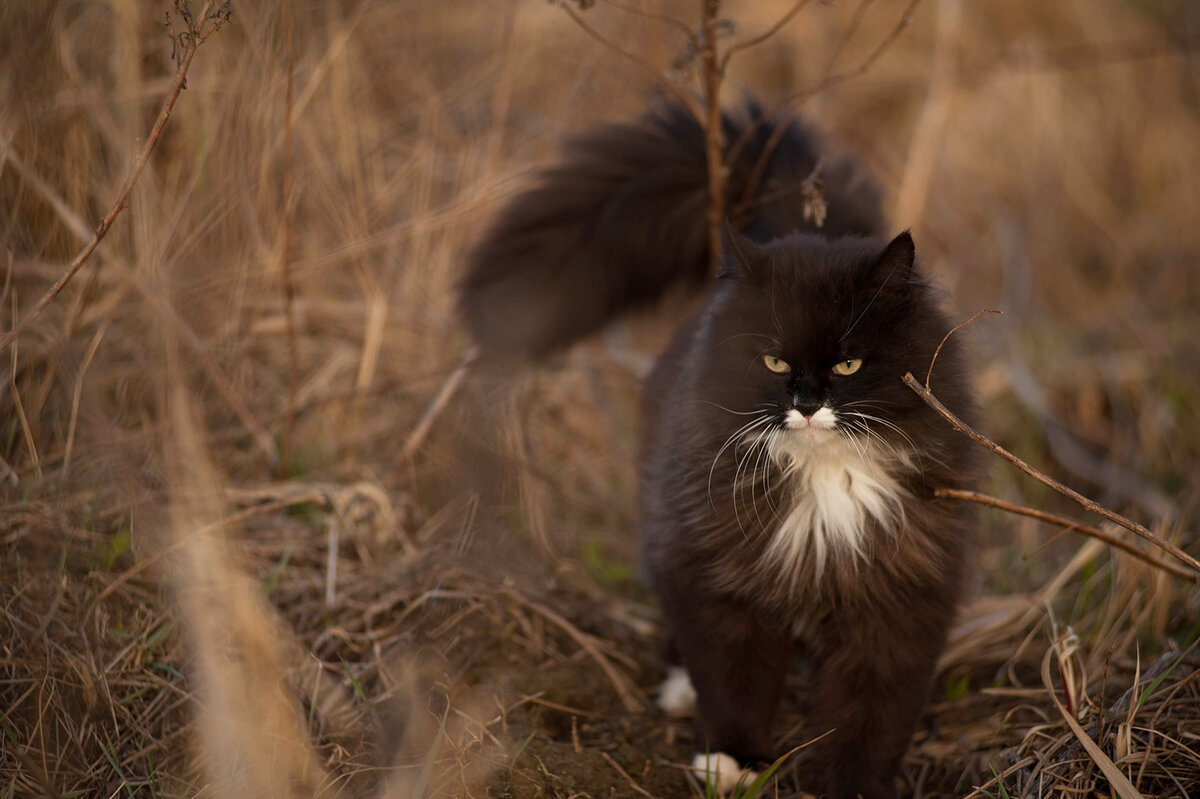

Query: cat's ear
862;231;920;299
718;224;765;280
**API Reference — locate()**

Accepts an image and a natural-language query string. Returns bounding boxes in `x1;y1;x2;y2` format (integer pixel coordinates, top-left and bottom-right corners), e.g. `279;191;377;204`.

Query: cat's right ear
718;225;764;281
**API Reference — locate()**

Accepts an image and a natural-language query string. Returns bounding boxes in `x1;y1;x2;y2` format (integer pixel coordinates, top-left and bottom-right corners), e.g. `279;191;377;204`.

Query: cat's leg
659;588;792;786
656;635;697;716
805;600;952;799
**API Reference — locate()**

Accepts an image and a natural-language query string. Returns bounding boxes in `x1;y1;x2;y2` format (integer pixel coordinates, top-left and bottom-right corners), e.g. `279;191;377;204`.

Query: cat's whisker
740;425;778;531
845;419;909;468
698;401;774;417
843;410;918;455
708;415;773;506
746;429;778;531
718;416;776;531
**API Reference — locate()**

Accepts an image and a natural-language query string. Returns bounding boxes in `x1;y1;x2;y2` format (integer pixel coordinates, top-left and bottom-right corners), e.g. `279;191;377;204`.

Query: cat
459;98;979;799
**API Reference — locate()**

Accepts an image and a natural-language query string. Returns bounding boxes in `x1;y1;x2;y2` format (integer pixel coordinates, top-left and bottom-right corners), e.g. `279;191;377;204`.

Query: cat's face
699;231;948;454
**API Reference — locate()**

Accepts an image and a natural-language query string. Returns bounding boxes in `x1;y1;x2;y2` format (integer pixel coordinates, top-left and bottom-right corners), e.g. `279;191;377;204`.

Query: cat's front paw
657;665;697;716
692;752;758;794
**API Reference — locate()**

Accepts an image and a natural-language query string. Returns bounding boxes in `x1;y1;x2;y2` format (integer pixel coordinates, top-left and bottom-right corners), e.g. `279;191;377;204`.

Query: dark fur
459;99;978;799
460;99;883;363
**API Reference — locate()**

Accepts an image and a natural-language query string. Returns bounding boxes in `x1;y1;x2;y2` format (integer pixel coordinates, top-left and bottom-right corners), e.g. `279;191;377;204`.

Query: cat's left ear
863;231;920;300
718;224;766;281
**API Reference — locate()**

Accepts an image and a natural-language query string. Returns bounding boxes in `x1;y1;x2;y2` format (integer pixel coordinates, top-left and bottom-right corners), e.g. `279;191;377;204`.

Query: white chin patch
692;752;758;793
767;408;910;575
785;406;838;431
657;666;697;716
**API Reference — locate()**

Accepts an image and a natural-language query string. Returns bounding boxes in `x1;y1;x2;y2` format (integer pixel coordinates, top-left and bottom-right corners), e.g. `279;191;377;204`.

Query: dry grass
2;0;1199;797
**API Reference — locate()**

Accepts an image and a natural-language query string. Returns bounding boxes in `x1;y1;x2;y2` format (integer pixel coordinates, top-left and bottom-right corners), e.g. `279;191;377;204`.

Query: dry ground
2;1;1200;797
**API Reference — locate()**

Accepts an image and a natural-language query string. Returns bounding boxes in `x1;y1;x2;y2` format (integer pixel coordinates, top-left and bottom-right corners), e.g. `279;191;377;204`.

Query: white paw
657;666;697;716
692;752;758;794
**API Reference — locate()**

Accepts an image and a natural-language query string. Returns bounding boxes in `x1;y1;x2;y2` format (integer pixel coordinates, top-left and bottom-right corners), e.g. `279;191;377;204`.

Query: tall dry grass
2;0;1199;796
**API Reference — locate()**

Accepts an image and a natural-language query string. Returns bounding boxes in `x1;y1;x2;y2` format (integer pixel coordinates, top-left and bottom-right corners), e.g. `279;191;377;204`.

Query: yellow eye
763;355;791;374
833;358;862;376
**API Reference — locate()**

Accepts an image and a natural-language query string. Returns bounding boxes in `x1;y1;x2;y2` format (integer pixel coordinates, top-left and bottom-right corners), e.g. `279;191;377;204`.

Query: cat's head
698;229;966;455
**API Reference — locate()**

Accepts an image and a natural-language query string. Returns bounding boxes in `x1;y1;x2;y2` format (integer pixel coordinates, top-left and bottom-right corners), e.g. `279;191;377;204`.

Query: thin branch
785;0;923;104
719;0;812;74
501;587;646;712
700;0;726;277
925;308;1002;388
597;0;695;40
0;1;230;356
820;0;876;76
937;488;1198;583
600;751;657;799
902;372;1200;580
398;347;478;463
732;0;922;218
278;0;299;479
555;1;702;119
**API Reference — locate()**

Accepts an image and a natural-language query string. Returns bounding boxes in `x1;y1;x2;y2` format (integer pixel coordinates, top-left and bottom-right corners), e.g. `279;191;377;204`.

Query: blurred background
2;1;1199;796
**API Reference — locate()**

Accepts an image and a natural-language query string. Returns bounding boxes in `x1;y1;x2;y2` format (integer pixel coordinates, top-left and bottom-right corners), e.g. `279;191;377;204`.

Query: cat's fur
459;99;978;799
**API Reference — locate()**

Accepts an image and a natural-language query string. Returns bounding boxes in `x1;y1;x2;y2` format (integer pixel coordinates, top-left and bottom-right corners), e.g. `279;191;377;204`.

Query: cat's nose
793;400;823;418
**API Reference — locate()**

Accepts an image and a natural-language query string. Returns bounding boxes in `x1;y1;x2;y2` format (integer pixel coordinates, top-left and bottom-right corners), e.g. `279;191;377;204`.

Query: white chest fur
765;410;909;575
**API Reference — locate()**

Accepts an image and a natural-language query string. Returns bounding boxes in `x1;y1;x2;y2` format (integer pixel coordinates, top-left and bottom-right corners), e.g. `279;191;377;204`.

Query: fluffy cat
459;99;978;799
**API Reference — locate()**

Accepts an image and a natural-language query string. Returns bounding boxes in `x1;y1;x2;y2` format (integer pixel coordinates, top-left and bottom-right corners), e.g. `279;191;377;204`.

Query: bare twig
733;0;923;218
501;588;646;713
821;0;877;76
719;0;812;73
597;0;695;40
700;0;726;277
554;1;701;119
936;488;1198;583
786;0;923;103
278;0;298;479
925;308;1002;388
0;1;231;356
398;347;478;463
902;372;1200;580
600;751;657;799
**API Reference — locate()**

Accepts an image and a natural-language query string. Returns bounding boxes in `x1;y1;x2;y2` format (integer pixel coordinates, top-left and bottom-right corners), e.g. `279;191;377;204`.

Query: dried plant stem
788;0;923;103
925;308;1002;388
278;0;299;479
1040;644;1144;799
502;588;646;713
555;2;700;119
0;2;223;356
600;751;657;799
903;372;1200;580
937;488;1198;582
700;0;725;276
398;347;478;463
719;0;812;73
597;0;694;39
733;0;923;215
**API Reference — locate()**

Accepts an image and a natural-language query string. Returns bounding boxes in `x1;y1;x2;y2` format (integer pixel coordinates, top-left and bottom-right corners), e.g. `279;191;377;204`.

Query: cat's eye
833;358;863;376
762;355;791;374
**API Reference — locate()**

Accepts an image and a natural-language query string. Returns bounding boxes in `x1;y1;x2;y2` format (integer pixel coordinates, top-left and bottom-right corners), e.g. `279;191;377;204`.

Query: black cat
460;99;978;799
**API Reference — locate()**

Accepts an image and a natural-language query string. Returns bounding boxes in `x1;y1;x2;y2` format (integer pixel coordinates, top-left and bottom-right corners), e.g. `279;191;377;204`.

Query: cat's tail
458;98;884;363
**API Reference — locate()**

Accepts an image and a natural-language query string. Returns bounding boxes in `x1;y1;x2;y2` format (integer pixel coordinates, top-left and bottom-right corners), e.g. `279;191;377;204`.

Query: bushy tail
459;98;883;363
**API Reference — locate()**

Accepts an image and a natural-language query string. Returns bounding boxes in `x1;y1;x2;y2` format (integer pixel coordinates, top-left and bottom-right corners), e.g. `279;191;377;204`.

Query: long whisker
709;415;774;508
698;401;777;417
846;410;918;454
